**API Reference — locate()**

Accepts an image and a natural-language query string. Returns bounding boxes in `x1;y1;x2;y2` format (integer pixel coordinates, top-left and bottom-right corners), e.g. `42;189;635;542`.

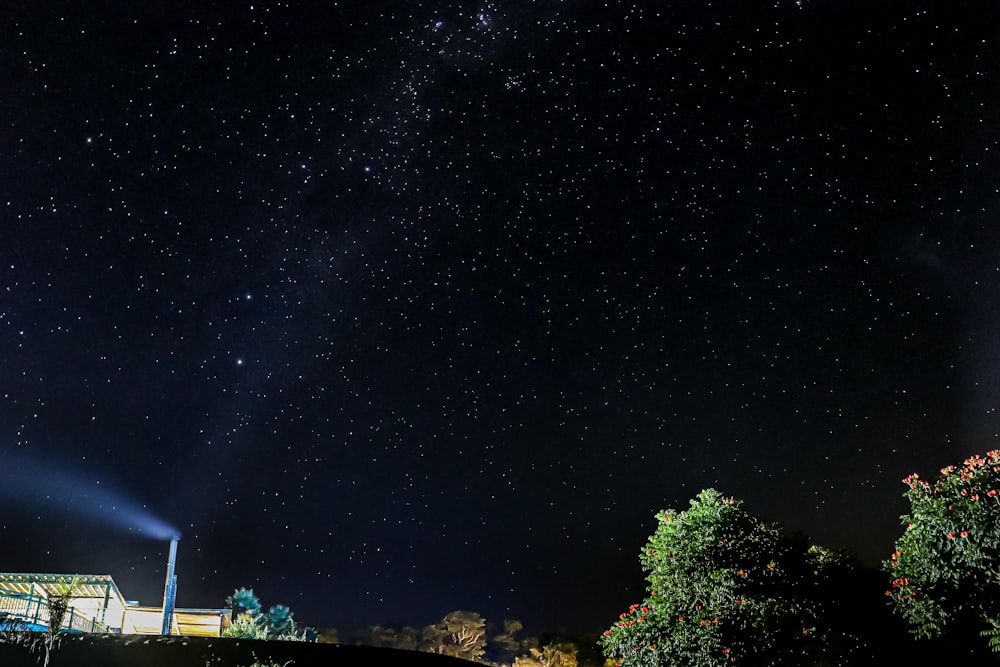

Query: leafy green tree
423;610;487;661
885;450;1000;642
600;489;836;666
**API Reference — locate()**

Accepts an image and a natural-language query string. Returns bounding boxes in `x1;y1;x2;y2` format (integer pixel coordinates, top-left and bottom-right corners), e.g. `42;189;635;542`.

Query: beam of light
0;452;180;540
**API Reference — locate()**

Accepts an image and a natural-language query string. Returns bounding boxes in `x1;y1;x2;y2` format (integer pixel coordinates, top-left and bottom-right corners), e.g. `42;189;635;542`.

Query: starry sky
2;0;1000;639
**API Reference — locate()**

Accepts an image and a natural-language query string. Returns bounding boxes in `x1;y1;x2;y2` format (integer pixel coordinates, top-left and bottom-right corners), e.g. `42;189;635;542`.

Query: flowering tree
600;489;835;667
885;450;1000;640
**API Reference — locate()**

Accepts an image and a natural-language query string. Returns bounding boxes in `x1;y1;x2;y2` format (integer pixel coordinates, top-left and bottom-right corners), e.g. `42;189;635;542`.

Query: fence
0;591;110;634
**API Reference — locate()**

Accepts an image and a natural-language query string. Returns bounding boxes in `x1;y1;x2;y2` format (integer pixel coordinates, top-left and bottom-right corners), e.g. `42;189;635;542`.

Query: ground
0;633;477;667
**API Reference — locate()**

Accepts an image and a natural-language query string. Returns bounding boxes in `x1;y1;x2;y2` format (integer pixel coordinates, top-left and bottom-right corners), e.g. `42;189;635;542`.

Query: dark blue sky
2;0;999;638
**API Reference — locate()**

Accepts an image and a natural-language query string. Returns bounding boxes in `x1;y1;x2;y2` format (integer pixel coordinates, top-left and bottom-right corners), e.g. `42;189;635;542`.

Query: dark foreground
0;633;477;667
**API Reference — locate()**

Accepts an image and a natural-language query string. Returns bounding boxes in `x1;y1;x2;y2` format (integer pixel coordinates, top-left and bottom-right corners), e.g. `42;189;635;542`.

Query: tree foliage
423;610;487;661
223;610;269;640
313;626;340;644
265;605;295;638
513;641;579;667
351;614;606;666
33;578;78;667
885;450;1000;641
223;588;310;641
354;623;421;651
487;619;538;664
600;489;840;666
225;588;262;618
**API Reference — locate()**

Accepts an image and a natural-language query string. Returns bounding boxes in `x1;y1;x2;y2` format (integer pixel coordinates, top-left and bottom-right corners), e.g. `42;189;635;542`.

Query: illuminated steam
0;452;179;539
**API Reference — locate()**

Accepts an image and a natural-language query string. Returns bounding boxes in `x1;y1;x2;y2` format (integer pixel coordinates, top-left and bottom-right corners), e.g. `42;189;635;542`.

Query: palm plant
225;588;262;618
265;605;296;638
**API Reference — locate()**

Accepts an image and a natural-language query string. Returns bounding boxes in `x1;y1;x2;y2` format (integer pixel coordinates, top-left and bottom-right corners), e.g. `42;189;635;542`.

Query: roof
0;573;125;601
0;573;231;637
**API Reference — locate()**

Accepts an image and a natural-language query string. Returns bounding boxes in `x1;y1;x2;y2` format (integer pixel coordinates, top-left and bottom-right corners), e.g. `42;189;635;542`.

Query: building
0;573;230;637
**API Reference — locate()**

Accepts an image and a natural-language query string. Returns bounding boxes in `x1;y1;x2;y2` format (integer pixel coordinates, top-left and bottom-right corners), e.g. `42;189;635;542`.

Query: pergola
0;572;229;636
0;573;124;633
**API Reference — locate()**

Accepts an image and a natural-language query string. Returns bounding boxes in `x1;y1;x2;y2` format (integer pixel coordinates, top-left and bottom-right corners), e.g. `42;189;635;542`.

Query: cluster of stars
1;0;998;637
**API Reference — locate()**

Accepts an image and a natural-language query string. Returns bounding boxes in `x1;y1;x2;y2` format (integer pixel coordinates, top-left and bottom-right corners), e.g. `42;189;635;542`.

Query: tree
226;588;262;618
42;578;78;667
314;626;340;644
265;605;295;638
222;589;310;641
514;640;579;667
423;610;487;661
487;619;538;665
355;624;421;650
885;450;1000;643
600;489;836;667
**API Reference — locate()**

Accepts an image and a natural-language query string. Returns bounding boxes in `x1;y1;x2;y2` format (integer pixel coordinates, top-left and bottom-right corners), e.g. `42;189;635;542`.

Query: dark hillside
0;634;477;667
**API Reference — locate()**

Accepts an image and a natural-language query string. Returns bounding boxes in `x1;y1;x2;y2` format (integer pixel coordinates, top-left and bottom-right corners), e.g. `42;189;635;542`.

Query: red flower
947;532;956;539
603;631;611;636
961;531;969;538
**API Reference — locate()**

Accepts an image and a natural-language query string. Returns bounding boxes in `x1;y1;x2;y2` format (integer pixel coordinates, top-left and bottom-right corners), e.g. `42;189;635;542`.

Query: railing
0;591;110;634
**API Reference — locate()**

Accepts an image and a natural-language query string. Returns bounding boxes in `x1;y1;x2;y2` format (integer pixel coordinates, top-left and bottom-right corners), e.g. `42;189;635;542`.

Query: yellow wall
123;606;229;637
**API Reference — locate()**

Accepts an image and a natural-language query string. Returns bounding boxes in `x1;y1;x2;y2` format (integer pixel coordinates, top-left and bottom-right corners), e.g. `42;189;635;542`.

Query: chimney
161;537;179;635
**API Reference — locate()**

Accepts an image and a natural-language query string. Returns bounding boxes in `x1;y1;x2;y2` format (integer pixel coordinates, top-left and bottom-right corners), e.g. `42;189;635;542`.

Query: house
0;573;230;637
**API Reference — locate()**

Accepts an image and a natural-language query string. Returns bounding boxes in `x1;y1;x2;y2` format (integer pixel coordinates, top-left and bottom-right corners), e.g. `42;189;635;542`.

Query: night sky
3;0;1000;639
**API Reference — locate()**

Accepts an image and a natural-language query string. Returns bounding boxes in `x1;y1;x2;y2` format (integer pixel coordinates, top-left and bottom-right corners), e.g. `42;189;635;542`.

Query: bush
601;489;840;666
